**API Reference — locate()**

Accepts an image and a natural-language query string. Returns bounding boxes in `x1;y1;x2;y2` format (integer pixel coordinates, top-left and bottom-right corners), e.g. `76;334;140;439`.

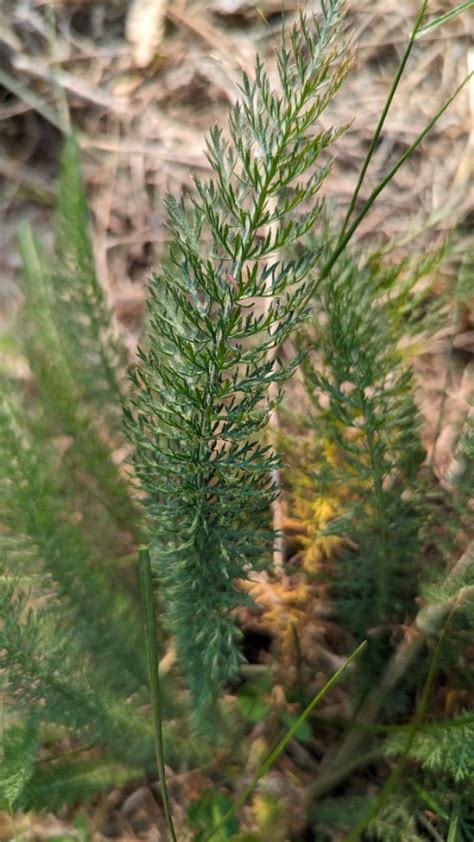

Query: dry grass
1;1;472;328
2;0;471;456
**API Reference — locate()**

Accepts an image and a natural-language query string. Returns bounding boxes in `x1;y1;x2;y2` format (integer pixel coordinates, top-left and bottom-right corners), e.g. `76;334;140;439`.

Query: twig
12;53;128;115
306;630;425;801
416;812;445;842
78;135;211;168
0;67;63;132
0;154;56;202
446;538;474;584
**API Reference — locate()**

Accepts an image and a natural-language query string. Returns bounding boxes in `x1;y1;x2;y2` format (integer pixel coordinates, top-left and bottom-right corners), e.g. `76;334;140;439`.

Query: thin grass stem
416;2;474;38
138;546;177;842
314;71;472;293
406;778;449;821
0;67;63;133
339;0;428;238
204;640;367;842
447;797;461;842
344;600;460;841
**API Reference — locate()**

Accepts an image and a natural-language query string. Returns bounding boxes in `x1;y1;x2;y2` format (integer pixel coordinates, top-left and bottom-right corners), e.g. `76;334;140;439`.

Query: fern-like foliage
2;0;470;830
0;387;158;784
17;138;137;539
126;3;350;726
0;719;38;813
19;756;140;814
0;139;202;813
293;231;441;640
314;794;424;841
386;715;474;784
0;137;151;778
0;570;156;774
0;389;146;699
53;137;126;414
0;705;140;814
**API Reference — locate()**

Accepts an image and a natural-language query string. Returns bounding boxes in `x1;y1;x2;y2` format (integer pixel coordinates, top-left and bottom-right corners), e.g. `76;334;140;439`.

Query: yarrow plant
125;0;471;731
1;0;473;838
126;0;351;726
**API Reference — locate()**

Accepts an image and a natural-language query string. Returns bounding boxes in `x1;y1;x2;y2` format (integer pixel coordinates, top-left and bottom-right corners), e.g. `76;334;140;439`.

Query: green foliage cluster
386;714;474;783
0;137;201;815
313;794;425;842
1;1;473;839
296;235;437;634
287;234;474;838
125;1;349;726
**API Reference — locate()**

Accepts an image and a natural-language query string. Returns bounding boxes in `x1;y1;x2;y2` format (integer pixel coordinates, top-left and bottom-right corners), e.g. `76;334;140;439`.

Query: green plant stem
204;640;366;842
416;2;474;38
306;632;426;802
447;797;461;842
357;386;390;623
407;778;449;821
312;71;472;297
138;546;177;842
344;600;460;841
339;0;428;238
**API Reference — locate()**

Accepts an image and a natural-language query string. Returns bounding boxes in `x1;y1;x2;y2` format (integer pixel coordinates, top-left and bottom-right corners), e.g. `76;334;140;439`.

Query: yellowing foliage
291;495;345;572
284;436;350;573
239;578;312;673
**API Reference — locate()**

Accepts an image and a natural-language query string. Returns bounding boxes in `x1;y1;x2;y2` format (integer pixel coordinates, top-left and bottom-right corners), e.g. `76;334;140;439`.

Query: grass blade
0;67;63;133
416;2;474;38
447;797;461;842
317;71;472;288
138;546;177;842
345;600;460;842
339;0;428;237
406;777;449;821
204;640;367;842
